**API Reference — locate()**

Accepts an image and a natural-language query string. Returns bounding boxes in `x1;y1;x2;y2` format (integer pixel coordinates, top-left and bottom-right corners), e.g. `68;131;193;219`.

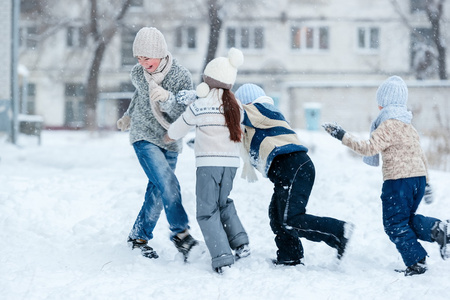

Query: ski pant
129;140;189;241
196;166;249;269
381;176;440;267
267;151;346;263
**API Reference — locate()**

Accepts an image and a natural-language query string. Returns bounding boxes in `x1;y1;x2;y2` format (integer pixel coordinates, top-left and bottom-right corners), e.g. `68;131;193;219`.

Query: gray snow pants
196;166;249;269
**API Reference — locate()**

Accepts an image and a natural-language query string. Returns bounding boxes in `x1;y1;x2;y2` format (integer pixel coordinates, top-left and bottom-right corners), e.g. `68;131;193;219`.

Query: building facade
18;0;450;133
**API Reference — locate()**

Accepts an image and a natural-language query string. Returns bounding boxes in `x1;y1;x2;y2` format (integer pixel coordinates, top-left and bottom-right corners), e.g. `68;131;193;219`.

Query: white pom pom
196;82;210;98
228;47;244;68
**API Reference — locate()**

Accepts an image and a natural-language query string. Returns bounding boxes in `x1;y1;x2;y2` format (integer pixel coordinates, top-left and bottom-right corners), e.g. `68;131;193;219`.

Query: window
357;27;379;51
20;0;42;13
20;83;36;115
130;0;143;7
65;83;86;127
67;26;87;48
175;26;197;50
118;82;134;117
291;26;329;51
120;82;135;92
19;26;38;49
121;28;138;66
411;0;426;13
226;26;264;50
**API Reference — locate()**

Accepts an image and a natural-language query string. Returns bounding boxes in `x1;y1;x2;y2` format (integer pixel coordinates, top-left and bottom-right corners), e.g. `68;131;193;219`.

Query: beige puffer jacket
342;119;429;182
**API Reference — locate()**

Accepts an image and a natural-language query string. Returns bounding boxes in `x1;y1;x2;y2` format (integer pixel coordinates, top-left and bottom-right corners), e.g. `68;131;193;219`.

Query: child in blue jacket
236;83;353;266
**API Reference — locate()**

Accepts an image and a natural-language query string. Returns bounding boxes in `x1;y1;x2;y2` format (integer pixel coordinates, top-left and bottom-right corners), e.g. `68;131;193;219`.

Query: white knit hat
196;48;244;98
376;76;408;108
132;27;168;59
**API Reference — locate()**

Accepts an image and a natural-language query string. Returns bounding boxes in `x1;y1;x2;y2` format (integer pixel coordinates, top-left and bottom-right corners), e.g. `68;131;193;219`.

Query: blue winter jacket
242;96;308;177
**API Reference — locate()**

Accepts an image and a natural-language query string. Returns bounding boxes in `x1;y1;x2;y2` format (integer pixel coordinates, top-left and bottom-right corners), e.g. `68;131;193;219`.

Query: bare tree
200;0;223;82
198;0;258;82
391;0;447;79
425;0;447;79
84;0;132;130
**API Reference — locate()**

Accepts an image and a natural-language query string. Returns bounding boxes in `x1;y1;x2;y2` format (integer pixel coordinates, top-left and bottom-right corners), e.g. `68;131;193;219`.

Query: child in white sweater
167;48;249;274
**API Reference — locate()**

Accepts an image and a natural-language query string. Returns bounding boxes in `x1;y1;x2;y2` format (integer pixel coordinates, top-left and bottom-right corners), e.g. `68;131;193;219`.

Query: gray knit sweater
124;59;193;152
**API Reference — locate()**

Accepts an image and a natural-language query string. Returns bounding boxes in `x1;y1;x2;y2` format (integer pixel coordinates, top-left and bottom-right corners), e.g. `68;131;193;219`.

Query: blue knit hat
235;83;266;105
376;76;408;108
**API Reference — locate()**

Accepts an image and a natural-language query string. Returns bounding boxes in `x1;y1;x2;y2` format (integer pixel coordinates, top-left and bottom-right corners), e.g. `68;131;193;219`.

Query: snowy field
1;129;450;300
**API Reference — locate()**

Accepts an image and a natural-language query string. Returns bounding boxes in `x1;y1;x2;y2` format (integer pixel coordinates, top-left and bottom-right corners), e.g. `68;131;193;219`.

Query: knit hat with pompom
196;47;244;98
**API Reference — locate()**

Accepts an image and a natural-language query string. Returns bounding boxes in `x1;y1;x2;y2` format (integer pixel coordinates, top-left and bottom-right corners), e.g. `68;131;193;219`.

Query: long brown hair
221;89;242;142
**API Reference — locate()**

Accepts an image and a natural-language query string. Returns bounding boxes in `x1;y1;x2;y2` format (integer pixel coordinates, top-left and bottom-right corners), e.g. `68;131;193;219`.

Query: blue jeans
381;176;439;267
129;140;189;241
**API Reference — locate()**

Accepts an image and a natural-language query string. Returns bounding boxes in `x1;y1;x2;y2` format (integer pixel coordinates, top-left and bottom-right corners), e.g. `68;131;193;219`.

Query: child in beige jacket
323;76;449;276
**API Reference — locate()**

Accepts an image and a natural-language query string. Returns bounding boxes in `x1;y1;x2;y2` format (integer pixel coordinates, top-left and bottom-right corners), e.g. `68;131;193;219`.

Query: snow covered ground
1;129;450;300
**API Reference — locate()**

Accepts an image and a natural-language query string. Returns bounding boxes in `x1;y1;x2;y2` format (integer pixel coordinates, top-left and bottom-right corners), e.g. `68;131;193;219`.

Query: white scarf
143;53;173;129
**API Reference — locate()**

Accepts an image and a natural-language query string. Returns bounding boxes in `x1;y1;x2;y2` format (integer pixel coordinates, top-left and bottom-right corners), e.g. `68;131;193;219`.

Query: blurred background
1;0;449;169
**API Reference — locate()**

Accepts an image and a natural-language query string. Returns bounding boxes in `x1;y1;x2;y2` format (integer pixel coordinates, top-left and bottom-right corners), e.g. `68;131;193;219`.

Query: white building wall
286;81;450;133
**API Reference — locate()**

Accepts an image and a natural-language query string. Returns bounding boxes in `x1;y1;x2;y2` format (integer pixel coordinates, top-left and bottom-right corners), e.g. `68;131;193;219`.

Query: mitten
322;122;346;141
240;143;258;183
150;86;170;102
423;183;434;204
241;160;258;183
176;90;198;105
116;115;131;131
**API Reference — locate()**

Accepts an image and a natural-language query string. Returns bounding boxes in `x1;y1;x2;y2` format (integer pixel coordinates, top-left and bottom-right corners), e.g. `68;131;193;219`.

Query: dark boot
272;258;304;266
432;220;449;260
171;230;198;261
404;258;427;276
214;265;231;274
127;238;159;259
336;222;354;260
235;244;251;260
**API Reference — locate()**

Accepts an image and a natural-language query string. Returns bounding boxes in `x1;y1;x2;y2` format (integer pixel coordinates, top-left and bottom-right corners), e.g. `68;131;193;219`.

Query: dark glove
322;122;346;141
423;183;433;204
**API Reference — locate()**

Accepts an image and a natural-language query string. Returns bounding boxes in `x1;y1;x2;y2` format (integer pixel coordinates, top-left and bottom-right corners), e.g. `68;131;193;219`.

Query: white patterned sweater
168;88;243;168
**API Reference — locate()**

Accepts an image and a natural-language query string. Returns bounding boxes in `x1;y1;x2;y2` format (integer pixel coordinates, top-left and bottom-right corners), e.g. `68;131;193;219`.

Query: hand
423;183;433;204
150;86;170;102
322;122;346;141
116;115;131;131
176;90;197;105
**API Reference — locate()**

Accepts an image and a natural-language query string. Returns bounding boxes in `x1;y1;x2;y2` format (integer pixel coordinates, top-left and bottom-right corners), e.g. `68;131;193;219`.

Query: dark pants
381;176;439;267
268;151;346;263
